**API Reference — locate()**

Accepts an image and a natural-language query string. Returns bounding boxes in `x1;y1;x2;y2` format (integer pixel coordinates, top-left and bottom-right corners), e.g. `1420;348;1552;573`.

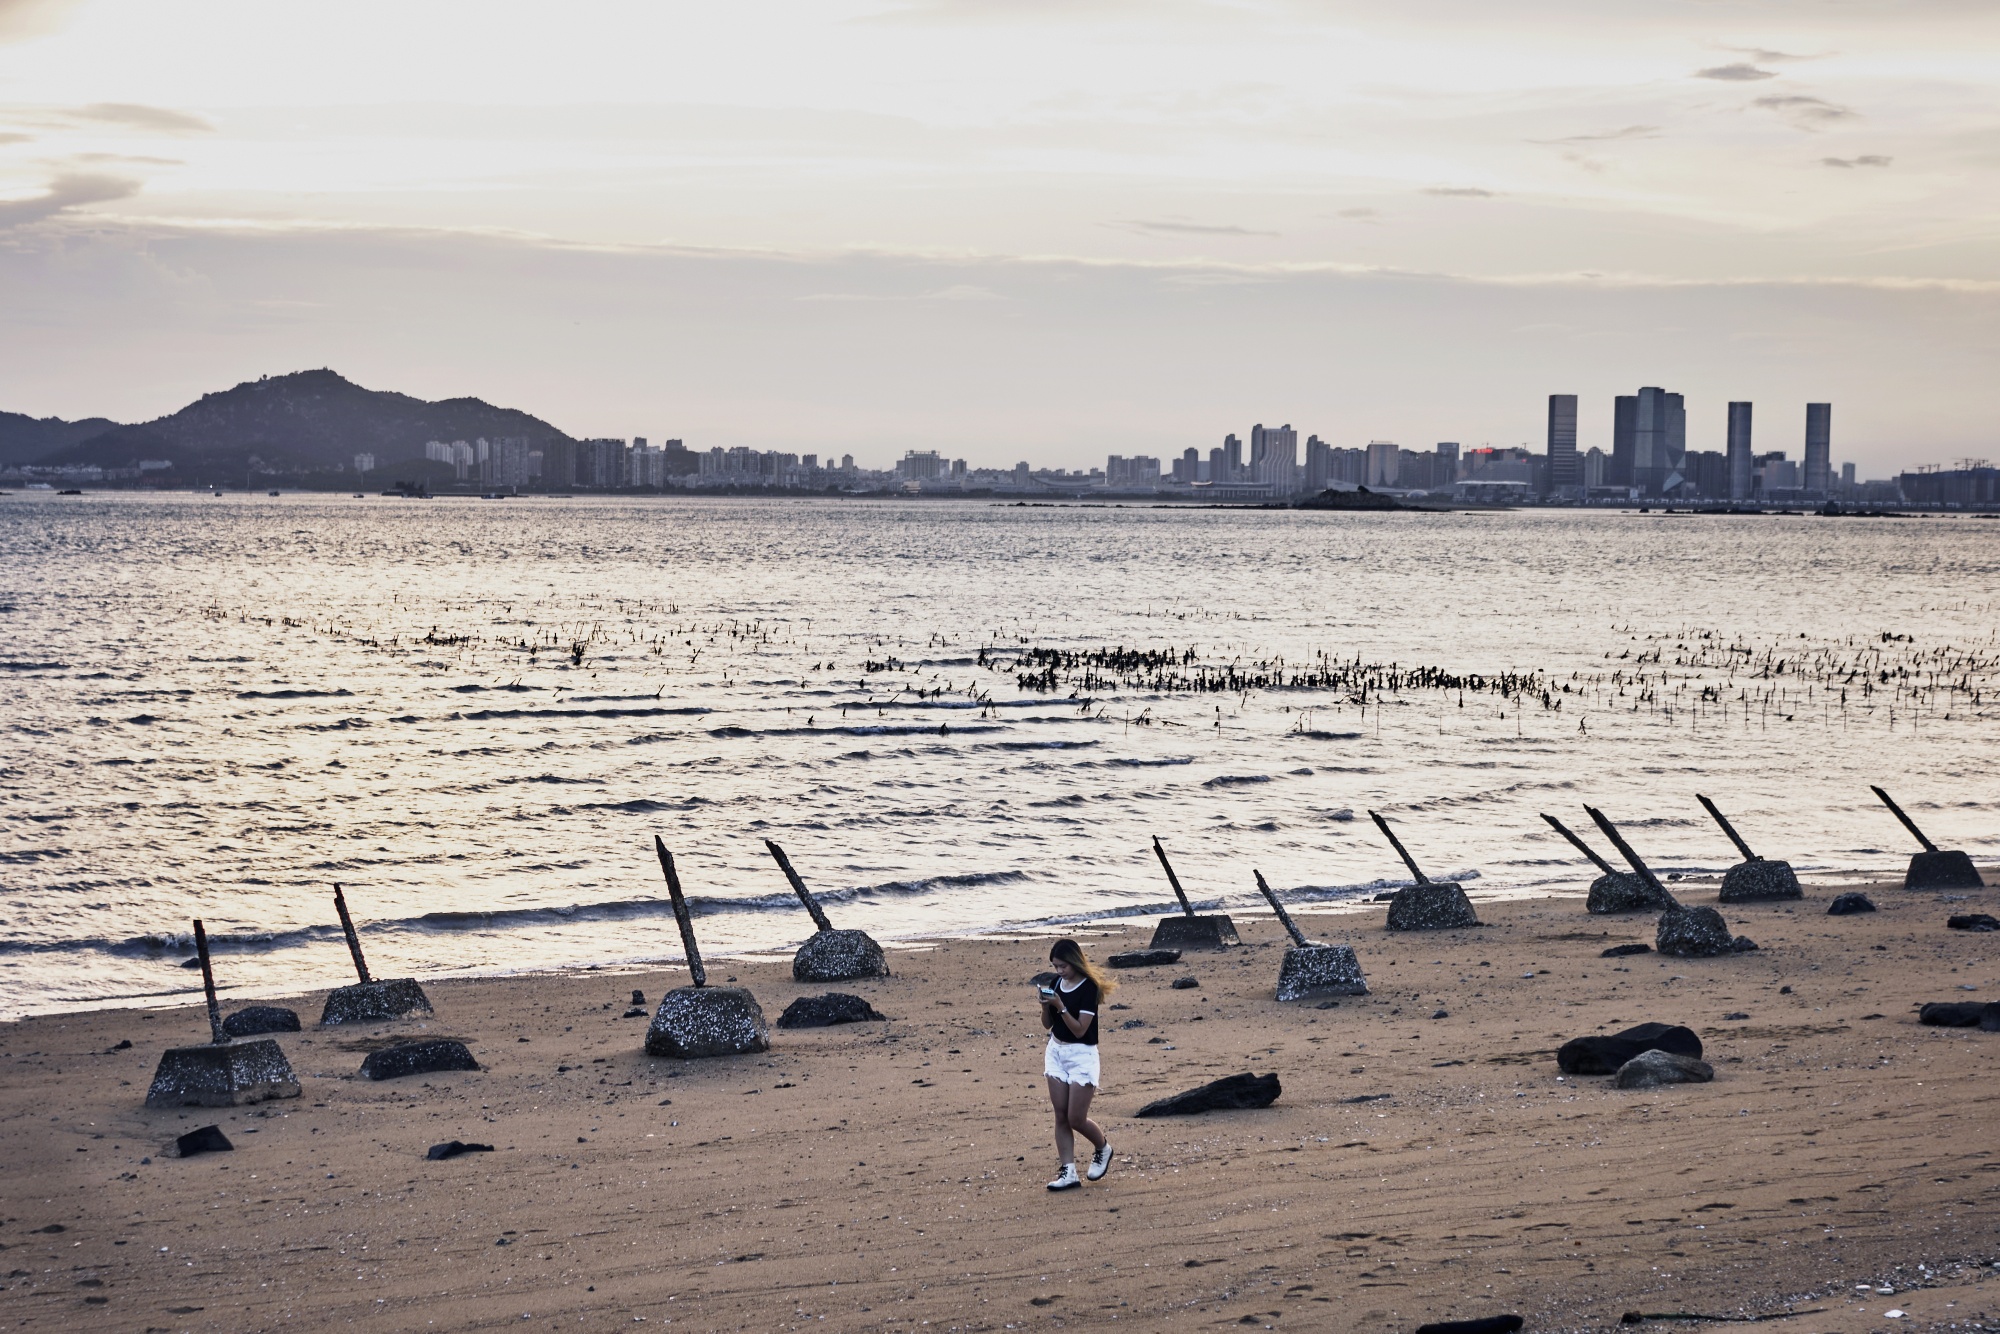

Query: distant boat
57;488;83;495
480;493;510;500
352;493;365;498
267;489;281;497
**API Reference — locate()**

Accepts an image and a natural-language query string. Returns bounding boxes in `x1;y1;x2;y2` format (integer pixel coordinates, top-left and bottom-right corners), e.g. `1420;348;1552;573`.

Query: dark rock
360;1039;480;1081
1827;893;1877;916
630;990;645;1005
1718;859;1803;902
1614;1049;1715;1088
1432;1009;1449;1019
1108;949;1182;968
180;956;203;969
1601;943;1652;958
1947;914;2000;932
1656;906;1736;958
1148;915;1239;951
175;1125;233;1157
1415;1317;1524;1334
222;1005;301;1037
110;1039;133;1050
621;1007;646;1018
644;986;771;1059
775;993;886;1029
320;978;433;1026
426;1140;494;1160
1274;945;1368;1001
1588;871;1668;914
1557;1023;1703;1075
1905;849;1983;891
1918;1001;2000;1029
1722;1011;1750;1020
792;929;889;983
145;1038;301;1108
1171;977;1200;990
1133;1072;1281;1118
1373;891;1398;902
1731;936;1760;952
1031;971;1057;987
1779;985;1792;994
1385;882;1479;931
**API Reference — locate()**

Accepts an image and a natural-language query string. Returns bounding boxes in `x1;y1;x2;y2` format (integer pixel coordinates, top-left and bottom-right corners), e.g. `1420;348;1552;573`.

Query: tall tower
1804;403;1832;495
1611;395;1637;488
1546;394;1579;494
1252;423;1298;492
1727;402;1753;501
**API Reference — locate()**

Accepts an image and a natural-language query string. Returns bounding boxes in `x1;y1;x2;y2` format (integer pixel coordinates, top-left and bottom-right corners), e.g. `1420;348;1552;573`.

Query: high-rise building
1727;401;1754;501
1220;434;1243;483
1686;450;1728;500
1250;423;1298;492
353;452;376;474
1841;461;1856;490
1172;447;1201;484
1633;387;1686;496
898;450;943;481
1546;395;1579;494
1583;447;1607;490
1365;441;1400;487
1434;442;1460;483
1804;403;1832;496
1610;395;1637;488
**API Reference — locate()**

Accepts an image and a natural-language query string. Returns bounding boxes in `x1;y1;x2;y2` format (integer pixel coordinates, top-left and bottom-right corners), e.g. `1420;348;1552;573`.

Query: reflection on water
2;492;1995;1014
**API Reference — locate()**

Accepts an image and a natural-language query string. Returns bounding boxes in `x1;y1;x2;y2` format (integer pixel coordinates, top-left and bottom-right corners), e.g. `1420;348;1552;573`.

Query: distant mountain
17;369;575;473
0;409;126;463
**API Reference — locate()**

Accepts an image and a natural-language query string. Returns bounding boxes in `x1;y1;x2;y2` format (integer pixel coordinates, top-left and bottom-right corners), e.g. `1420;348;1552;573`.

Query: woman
1040;937;1115;1191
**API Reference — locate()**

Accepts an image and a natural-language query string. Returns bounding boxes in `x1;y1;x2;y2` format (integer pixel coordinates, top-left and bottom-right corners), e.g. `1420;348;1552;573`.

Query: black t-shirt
1050;977;1099;1046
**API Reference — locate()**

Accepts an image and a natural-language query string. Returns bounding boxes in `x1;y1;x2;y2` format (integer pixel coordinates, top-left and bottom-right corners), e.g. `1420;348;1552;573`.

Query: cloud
1336;208;1380;221
1753;95;1856;129
0;171;138;229
1730;46;1815;65
1423;187;1496;198
1822;155;1892;169
1696;63;1777;82
0;131;32;144
1532;125;1661;145
0;0;81;41
798;283;1005;303
1114;218;1278;237
69;103;214;135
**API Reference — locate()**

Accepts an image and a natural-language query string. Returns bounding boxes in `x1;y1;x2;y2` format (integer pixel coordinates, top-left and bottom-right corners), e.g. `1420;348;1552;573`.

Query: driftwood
1252;870;1310;947
653;836;707;986
333;884;373;983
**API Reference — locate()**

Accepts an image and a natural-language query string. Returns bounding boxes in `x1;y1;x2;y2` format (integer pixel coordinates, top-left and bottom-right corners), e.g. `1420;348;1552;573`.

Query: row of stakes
145;785;1983;1104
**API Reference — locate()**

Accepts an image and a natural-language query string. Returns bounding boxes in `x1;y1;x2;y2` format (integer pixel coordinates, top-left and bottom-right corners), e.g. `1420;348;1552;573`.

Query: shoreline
6;878;1998;1332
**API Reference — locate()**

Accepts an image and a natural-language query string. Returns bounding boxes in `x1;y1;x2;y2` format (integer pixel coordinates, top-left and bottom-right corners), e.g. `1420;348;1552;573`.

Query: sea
2;492;1996;1017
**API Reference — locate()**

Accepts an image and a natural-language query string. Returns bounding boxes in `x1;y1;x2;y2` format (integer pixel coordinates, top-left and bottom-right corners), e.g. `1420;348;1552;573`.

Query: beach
5;880;1998;1333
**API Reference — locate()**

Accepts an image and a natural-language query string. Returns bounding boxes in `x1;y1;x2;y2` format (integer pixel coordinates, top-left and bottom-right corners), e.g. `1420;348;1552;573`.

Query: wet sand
4;878;1999;1333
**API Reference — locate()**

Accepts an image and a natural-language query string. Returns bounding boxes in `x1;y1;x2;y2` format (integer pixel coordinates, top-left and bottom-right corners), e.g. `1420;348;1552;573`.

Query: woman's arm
1051;1006;1092;1039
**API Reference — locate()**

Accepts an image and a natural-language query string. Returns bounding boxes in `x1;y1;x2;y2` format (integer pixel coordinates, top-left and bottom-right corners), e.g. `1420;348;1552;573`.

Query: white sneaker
1046;1163;1081;1191
1086;1142;1113;1181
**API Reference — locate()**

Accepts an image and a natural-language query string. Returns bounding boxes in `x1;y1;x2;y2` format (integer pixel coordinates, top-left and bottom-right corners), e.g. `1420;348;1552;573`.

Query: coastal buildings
1805;403;1833;495
1727;402;1753;501
1546;395;1578;495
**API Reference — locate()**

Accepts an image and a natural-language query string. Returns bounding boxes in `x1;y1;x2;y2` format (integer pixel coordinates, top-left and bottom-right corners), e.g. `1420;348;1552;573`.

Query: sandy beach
5;879;1999;1333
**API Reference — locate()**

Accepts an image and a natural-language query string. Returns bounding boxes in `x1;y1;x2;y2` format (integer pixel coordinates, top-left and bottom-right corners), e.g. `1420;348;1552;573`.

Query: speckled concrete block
1587;872;1668;914
1149;915;1239;950
1906;850;1984;891
1274;945;1369;1001
360;1039;479;1081
1656;906;1736;958
1385;882;1479;931
791;929;888;983
145;1039;301;1108
1718;859;1803;902
320;978;433;1026
645;986;771;1059
222;1005;301;1036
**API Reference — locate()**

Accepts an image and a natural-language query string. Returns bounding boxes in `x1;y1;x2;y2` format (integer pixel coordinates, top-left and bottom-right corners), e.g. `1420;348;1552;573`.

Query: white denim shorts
1043;1036;1101;1088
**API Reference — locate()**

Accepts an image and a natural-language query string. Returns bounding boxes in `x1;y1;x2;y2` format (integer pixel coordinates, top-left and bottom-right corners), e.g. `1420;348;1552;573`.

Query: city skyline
3;2;1998;473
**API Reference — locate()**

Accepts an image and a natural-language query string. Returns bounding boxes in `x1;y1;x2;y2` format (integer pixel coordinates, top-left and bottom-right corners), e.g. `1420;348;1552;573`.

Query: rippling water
2;492;1996;1016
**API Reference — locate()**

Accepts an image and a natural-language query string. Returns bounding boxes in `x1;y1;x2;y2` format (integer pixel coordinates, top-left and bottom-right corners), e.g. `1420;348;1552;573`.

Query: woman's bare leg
1064;1081;1106;1153
1047;1075;1076;1164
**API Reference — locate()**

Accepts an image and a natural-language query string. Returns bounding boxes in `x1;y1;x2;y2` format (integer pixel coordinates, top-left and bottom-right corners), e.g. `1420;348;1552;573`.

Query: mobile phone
1037;984;1057;1000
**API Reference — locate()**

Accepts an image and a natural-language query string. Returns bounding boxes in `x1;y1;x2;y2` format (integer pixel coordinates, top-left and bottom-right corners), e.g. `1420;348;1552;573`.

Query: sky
1;0;1996;473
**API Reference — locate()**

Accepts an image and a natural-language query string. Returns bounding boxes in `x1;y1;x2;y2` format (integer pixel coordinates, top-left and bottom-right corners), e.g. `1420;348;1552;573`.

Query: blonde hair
1049;937;1116;996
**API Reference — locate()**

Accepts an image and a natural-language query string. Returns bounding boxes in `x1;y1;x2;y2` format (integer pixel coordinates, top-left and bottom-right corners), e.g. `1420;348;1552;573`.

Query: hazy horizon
3;0;1997;474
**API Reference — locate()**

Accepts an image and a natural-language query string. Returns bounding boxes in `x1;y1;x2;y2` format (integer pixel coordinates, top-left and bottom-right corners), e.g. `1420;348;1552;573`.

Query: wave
0;661;68;672
1203;773;1272;787
236;688;355;700
457;705;711;721
709;723;1006;739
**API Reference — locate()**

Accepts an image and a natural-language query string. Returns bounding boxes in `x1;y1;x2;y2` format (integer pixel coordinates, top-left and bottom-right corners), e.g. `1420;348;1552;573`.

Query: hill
19;369;575;475
0;409;126;463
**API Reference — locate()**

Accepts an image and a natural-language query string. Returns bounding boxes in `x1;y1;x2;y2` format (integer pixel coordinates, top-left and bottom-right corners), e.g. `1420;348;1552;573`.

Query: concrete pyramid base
645;986;771;1059
320;978;433;1026
1907;850;1984;891
1275;944;1369;1001
1656;905;1737;958
1587;872;1667;914
1385;882;1479;931
1148;915;1240;951
145;1038;301;1109
792;929;889;983
1719;859;1803;902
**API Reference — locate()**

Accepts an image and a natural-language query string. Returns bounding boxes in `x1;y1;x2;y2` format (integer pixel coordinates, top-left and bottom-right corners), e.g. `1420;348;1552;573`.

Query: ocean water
2;492;1996;1016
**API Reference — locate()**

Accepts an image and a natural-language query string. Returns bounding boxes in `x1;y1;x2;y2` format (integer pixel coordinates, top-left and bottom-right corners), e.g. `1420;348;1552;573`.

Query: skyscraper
1546;394;1578;494
1220;433;1243;483
1365;441;1400;487
1251;423;1298;493
1804;403;1832;496
1633;386;1686;496
1610;395;1637;488
1727;401;1754;502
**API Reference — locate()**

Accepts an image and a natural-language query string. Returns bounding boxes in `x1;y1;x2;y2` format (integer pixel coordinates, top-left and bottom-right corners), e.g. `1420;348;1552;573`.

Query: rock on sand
1385;882;1479;931
792;929;889;983
1656;906;1737;958
1613;1049;1715;1088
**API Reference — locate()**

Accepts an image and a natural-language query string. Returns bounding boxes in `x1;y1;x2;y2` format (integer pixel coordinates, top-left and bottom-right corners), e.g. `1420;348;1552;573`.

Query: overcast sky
2;0;1996;472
